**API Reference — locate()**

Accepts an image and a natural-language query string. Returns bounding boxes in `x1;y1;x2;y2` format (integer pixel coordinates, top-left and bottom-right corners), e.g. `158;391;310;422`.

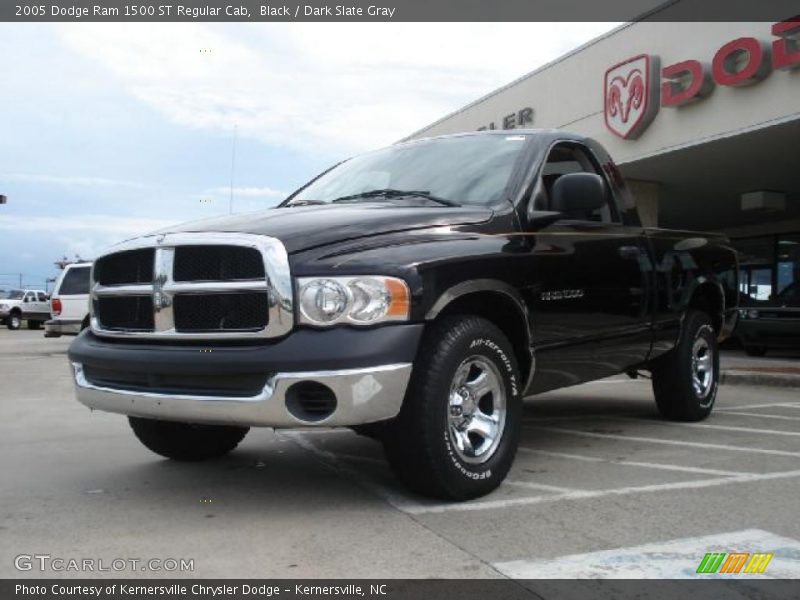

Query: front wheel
128;417;249;461
383;315;522;500
651;309;719;421
6;313;21;330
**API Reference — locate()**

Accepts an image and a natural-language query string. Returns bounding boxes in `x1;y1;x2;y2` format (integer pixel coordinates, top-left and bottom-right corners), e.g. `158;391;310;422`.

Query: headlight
297;276;409;326
0;304;8;311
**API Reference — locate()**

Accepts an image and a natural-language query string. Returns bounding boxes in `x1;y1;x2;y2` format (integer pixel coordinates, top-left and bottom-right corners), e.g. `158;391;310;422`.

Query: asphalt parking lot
1;329;799;579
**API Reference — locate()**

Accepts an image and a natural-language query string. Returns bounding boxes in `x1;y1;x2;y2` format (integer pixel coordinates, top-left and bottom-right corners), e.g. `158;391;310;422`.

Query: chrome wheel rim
11;316;20;328
447;356;507;464
691;336;714;399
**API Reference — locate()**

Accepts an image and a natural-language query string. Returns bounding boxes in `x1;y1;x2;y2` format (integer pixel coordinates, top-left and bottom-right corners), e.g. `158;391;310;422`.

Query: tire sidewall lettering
443;335;519;480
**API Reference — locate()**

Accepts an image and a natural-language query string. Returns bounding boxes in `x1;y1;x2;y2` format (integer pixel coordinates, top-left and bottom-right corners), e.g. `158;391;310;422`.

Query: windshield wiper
283;199;327;207
331;189;460;207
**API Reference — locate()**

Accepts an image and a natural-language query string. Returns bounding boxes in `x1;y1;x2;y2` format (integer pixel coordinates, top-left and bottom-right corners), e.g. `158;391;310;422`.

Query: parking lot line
716;402;800;412
504;480;582;493
523;412;640;423
569;416;800;438
718;411;800;422
493;529;800;579
525;426;800;458
403;468;800;515
282;432;419;513
290;432;800;516
331;453;387;466
518;448;746;477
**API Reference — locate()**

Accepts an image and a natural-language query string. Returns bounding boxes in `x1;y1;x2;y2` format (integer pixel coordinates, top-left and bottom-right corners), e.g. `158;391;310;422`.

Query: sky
0;22;619;291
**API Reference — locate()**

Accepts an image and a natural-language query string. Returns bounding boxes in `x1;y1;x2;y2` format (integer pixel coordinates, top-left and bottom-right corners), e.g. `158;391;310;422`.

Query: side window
59;267;91;295
24;292;34;302
536;143;616;223
37;292;48;302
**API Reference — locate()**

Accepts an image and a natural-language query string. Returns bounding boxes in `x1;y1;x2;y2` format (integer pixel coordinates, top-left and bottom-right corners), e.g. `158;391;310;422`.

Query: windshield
291;134;529;206
1;290;24;300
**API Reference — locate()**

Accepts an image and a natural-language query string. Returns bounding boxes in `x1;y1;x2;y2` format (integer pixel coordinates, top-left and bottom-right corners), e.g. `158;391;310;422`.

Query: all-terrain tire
128;417;249;461
651;309;719;422
383;315;522;500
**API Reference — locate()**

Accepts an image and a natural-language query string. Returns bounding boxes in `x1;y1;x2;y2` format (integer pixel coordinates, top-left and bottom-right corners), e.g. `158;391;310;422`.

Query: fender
425;278;536;393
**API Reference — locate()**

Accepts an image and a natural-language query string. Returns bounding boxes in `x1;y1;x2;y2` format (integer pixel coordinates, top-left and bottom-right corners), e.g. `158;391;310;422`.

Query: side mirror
551;173;606;216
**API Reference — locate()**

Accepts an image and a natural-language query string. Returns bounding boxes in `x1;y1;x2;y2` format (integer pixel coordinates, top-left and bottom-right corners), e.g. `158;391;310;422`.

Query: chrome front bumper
71;362;412;428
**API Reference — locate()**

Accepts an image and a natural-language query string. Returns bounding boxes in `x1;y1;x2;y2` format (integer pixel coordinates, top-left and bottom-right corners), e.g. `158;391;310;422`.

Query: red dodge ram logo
603;54;660;140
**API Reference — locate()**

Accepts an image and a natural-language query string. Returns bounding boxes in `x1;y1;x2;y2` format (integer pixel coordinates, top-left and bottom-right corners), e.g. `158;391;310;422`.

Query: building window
777;234;800;297
735;236;775;302
733;233;800;305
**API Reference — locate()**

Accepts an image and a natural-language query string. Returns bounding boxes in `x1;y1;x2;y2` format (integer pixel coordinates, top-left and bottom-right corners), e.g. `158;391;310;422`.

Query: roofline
401;22;635;142
398;128;587;146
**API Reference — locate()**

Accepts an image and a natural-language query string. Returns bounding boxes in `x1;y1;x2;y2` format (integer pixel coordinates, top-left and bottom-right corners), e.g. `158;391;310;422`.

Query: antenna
229;124;238;215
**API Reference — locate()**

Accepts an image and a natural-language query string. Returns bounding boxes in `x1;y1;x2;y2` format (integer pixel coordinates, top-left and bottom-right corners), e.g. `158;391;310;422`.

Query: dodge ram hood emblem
604;54;660;140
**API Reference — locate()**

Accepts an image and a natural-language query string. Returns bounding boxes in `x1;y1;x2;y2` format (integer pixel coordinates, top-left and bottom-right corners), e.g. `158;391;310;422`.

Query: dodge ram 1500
68;130;738;500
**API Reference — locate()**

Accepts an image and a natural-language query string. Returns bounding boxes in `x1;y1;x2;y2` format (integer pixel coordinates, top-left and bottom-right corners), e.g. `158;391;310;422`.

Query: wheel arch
426;280;534;392
687;278;725;336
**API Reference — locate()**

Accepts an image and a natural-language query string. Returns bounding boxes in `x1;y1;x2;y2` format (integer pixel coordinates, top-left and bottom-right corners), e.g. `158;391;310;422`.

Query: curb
721;370;800;389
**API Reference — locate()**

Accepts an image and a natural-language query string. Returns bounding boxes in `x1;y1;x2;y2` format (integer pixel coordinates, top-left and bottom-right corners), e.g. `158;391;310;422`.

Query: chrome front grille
173;245;265;282
90;232;293;340
94;249;154;285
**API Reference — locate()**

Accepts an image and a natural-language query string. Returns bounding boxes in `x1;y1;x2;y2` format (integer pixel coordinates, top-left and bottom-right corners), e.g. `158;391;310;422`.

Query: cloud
0;213;174;237
0;214;180;261
204;185;286;199
56;22;620;155
0;172;146;188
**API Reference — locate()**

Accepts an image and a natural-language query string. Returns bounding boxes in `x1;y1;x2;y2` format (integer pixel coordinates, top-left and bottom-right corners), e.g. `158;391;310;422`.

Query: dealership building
406;19;800;303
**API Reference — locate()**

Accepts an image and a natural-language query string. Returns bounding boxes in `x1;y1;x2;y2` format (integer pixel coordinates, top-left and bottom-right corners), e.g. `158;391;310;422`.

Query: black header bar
2;0;799;22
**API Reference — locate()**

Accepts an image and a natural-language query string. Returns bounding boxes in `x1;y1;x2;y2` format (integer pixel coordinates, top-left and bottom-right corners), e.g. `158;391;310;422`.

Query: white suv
45;262;92;337
0;289;50;330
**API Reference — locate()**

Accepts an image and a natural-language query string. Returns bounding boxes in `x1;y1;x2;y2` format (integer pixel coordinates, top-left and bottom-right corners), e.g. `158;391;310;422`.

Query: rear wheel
6;312;21;330
27;320;42;330
744;345;767;357
651;309;719;421
383;315;522;500
128;417;249;461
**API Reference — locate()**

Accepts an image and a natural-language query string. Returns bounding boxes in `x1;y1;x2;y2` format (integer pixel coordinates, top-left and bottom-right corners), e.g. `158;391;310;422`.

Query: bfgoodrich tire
651;309;719;422
128;417;249;461
383;315;522;500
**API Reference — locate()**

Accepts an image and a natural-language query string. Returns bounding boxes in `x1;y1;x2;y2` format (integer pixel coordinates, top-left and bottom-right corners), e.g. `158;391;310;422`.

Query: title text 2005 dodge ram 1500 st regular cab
69;130;738;500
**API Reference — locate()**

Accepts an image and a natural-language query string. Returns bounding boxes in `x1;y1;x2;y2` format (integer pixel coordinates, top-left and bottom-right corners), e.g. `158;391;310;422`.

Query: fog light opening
285;381;337;422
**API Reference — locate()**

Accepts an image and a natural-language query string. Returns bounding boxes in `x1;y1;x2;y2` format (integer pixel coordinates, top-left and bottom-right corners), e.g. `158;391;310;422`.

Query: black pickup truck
69;130;738;500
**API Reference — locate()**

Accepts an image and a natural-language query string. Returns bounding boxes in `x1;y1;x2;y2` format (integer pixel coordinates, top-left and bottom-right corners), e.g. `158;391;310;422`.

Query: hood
155;203;493;253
